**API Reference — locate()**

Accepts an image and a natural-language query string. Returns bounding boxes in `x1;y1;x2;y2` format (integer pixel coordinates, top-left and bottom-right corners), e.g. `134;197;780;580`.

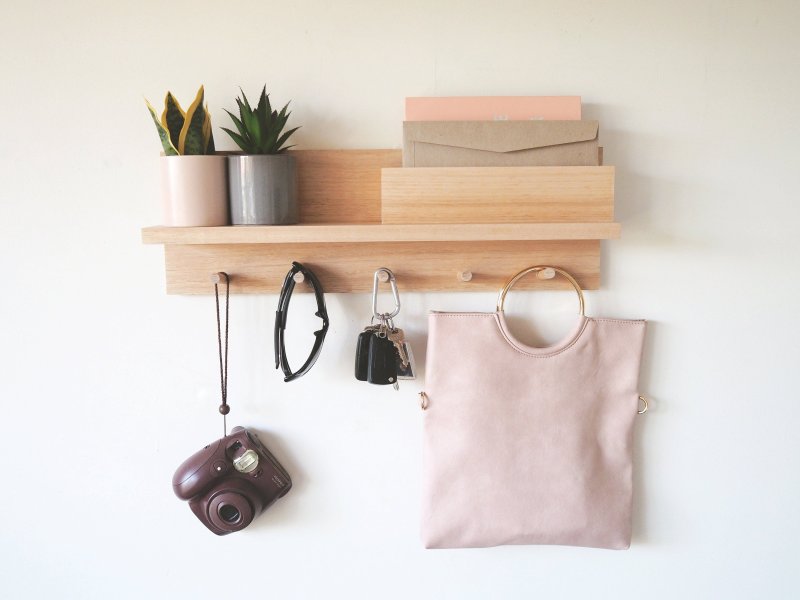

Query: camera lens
208;491;254;532
218;504;241;524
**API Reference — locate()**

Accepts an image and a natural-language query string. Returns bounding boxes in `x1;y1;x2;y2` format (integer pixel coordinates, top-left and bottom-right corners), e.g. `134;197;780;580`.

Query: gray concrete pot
227;154;298;225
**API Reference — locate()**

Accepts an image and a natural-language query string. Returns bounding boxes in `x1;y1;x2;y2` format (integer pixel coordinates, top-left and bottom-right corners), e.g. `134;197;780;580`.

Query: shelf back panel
161;240;601;294
294;149;401;224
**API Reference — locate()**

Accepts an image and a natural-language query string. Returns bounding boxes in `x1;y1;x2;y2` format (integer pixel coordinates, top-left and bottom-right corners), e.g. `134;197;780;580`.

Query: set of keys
354;268;416;390
355;317;416;389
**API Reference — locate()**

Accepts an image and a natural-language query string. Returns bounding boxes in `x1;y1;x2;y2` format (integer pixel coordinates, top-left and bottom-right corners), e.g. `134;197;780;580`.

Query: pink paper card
405;96;581;121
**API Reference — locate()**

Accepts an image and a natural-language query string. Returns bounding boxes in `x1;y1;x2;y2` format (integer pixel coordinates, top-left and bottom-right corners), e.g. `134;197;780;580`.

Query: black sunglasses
274;262;329;382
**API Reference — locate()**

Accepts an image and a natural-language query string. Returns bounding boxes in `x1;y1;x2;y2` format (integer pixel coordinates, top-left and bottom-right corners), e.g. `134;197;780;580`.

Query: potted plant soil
222;87;300;225
146;85;228;226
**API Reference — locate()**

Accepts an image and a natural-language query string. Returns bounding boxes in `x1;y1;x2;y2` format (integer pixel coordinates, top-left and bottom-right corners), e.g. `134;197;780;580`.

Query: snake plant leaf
202;105;215;154
145;98;179;155
161;92;185;150
178;86;208;155
206;129;216;153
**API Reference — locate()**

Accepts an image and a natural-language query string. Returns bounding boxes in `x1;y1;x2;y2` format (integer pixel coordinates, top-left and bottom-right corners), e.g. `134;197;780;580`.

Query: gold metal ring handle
496;266;585;315
638;395;648;415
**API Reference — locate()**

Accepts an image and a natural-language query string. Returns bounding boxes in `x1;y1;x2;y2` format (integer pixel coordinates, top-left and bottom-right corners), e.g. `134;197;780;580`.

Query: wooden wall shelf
143;149;620;295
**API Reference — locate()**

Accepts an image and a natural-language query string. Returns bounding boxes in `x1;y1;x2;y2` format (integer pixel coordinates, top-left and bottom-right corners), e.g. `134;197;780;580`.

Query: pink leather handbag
421;267;647;550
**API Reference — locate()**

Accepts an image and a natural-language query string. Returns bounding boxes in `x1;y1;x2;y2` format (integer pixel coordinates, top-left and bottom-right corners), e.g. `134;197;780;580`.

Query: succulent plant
145;85;215;155
222;86;299;154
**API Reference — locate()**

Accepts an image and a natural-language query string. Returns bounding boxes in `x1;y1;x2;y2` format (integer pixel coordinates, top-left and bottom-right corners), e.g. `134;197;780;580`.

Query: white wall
1;1;798;598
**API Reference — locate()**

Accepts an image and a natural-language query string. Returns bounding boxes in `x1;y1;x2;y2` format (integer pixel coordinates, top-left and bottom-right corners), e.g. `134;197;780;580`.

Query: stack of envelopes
402;96;600;167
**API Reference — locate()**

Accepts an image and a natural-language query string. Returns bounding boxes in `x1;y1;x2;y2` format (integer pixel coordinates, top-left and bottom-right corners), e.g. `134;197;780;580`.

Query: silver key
397;341;416;380
388;328;409;367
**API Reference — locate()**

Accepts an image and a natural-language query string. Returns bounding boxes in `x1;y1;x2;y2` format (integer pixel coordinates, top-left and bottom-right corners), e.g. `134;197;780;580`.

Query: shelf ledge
141;222;621;245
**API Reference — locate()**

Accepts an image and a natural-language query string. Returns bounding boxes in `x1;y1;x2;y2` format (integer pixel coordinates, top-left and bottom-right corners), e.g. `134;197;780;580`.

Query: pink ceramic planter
160;155;229;226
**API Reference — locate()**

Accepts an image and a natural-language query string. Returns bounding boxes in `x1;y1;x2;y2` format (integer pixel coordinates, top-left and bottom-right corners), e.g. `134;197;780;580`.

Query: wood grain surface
381;166;614;224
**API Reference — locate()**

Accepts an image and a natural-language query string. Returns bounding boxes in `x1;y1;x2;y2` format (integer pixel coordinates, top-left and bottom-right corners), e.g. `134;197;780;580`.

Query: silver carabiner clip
372;267;401;320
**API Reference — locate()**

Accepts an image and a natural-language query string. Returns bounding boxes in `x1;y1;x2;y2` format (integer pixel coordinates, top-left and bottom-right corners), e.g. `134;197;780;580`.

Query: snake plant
145;85;215;155
222;86;299;154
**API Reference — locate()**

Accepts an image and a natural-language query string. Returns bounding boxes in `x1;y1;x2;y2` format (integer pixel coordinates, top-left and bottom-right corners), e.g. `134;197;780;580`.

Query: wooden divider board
161;240;601;294
293;149;401;224
381;166;614;224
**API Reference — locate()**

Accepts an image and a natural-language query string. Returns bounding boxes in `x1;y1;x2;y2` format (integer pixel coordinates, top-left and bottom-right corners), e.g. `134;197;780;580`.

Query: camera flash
233;449;259;474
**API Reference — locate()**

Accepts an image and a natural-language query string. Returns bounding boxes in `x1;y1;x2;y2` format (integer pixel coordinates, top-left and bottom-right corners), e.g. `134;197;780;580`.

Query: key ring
376;313;388;338
372;268;401;320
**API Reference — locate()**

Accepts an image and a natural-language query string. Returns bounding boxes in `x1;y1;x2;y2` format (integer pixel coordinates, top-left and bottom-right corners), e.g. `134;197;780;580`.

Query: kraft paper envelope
402;120;599;167
405;96;581;121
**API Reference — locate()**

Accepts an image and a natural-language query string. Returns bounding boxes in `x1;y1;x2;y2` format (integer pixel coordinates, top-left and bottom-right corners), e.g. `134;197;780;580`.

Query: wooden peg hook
536;268;556;280
210;272;230;284
458;270;473;282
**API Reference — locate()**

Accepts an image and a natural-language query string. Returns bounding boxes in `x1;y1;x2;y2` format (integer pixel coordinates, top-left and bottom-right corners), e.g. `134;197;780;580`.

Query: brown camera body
172;426;292;535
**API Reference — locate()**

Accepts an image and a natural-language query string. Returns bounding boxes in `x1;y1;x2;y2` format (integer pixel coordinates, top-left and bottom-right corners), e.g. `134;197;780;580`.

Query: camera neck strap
214;273;230;436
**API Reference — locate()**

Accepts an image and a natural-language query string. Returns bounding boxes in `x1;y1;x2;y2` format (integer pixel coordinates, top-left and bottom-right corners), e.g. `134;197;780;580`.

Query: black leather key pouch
354;330;373;381
367;335;398;385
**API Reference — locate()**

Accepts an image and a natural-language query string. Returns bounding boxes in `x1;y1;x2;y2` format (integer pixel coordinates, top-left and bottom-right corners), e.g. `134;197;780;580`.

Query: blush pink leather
421;311;646;550
405;96;582;121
